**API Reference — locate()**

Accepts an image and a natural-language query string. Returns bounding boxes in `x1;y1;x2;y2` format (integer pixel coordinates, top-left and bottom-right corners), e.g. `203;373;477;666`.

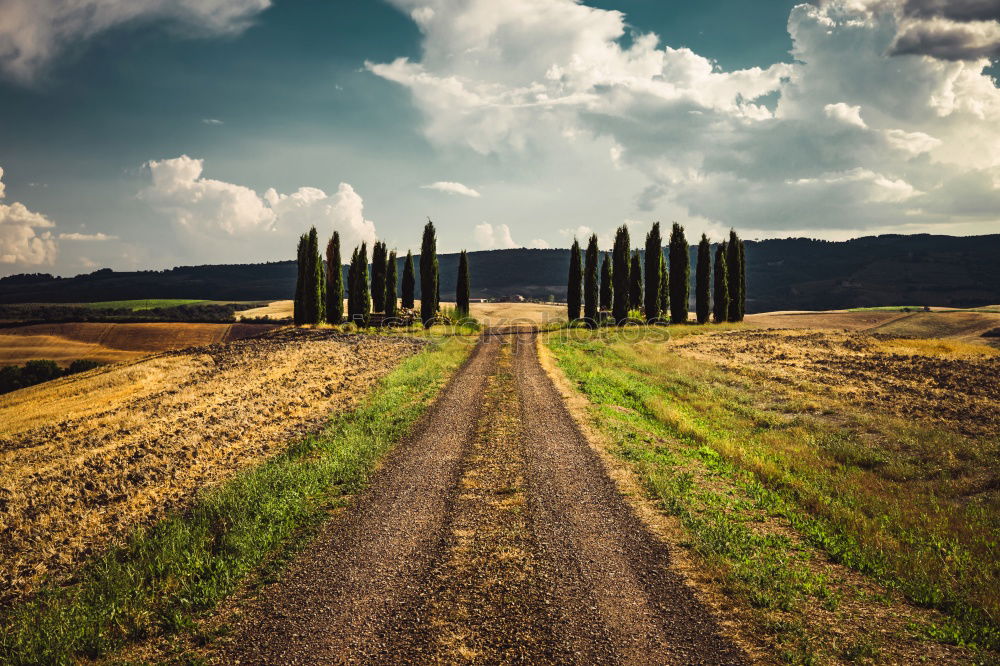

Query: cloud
202;118;224;125
58;232;117;241
871;0;1000;60
0;166;57;265
142;155;276;236
141;155;377;251
474;222;517;249
264;183;377;251
0;0;271;82
372;0;1000;238
891;16;1000;60
901;0;1000;23
824;102;868;128
421;181;481;197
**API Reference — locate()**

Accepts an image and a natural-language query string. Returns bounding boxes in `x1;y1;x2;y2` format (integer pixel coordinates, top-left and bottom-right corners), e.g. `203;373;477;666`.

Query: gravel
223;329;745;664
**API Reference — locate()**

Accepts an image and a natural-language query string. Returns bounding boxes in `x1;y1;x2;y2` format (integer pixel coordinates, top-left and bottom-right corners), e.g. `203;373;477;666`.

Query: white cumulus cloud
141;155;377;252
421;181;481;197
474;222;517;250
142;155;276;236
0;0;271;82
371;0;1000;237
264;183;377;251
0;166;57;265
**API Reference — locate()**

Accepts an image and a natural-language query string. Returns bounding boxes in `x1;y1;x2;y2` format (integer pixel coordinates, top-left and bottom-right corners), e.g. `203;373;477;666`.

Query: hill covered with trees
2;234;998;313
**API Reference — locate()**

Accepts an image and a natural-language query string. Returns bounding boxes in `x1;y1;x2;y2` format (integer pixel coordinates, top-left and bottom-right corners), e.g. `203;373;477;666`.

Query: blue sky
0;0;998;276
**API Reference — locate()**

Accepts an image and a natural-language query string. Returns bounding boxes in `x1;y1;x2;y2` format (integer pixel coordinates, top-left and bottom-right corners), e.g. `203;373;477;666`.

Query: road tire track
224;329;744;664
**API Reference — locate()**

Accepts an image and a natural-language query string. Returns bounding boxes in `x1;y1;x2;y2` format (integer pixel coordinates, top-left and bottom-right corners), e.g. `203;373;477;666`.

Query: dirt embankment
0;329;424;606
675;329;1000;437
0;322;279;366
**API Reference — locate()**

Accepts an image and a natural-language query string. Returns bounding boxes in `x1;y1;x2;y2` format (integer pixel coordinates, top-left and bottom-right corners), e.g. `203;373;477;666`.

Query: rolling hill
2;233;998;313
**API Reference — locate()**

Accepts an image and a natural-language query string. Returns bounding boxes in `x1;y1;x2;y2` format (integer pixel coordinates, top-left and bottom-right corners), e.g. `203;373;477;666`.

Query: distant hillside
2;234;998;313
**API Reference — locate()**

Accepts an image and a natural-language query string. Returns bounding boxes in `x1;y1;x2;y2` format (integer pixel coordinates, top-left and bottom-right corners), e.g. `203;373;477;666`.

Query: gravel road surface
224;329;743;664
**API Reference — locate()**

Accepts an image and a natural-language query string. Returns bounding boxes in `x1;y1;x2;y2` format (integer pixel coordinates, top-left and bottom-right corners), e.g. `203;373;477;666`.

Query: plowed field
0;322;279;366
0;329;424;606
675;329;1000;437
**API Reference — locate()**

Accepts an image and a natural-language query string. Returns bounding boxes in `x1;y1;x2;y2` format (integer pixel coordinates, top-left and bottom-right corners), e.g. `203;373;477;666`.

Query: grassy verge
545;326;998;662
0;335;472;665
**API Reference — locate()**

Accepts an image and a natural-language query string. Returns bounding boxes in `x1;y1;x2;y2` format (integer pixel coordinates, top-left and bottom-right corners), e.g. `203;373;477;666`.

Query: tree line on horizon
293;220;472;328
568;223;746;325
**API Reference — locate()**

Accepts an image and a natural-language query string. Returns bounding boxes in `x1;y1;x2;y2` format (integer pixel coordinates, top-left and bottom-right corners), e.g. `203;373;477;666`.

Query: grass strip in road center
0;334;473;665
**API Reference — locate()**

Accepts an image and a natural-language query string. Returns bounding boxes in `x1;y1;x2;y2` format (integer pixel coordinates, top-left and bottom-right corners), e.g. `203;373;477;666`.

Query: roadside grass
545;327;999;662
0;334;472;665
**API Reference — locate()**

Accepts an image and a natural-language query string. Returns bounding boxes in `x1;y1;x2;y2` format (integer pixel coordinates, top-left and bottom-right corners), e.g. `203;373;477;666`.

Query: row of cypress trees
567;223;745;325
293;227;325;326
294;219;471;328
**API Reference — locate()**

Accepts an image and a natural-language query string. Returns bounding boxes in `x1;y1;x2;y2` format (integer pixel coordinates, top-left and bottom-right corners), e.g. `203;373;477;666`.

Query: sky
0;0;998;277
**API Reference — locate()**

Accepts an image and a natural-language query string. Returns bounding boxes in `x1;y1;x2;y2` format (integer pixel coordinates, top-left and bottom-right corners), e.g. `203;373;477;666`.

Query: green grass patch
545;328;999;659
0;335;471;665
78;299;209;310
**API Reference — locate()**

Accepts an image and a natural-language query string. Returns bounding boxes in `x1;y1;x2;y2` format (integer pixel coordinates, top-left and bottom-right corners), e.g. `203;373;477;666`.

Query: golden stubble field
237;299;568;328
0;329;425;605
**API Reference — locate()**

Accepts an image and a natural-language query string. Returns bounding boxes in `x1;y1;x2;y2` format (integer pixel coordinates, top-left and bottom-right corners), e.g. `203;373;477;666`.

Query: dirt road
224;329;743;664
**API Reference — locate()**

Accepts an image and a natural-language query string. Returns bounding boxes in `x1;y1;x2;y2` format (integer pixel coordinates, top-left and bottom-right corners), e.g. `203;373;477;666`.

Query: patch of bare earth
0;322;278;366
674;328;1000;437
0;328;424;607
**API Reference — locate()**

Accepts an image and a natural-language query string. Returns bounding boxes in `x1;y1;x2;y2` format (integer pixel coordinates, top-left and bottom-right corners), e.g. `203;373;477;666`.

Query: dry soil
0;329;423;606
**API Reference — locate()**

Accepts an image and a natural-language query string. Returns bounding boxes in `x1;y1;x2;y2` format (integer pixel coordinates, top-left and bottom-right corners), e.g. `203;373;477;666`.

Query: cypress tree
385;250;398;318
739;240;747;321
696;234;711;324
669;222;689;324
567;238;582;320
629;251;642;314
356;242;371;326
293;233;307;326
347;246;359;322
420;220;438;327
306;227;324;325
402;250;415;309
600;254;613;313
713;241;729;324
456;250;470;316
326;232;343;324
583;234;599;325
611;225;631;324
727;229;741;322
643;222;663;321
658;251;668;316
370;241;386;312
317;246;327;325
